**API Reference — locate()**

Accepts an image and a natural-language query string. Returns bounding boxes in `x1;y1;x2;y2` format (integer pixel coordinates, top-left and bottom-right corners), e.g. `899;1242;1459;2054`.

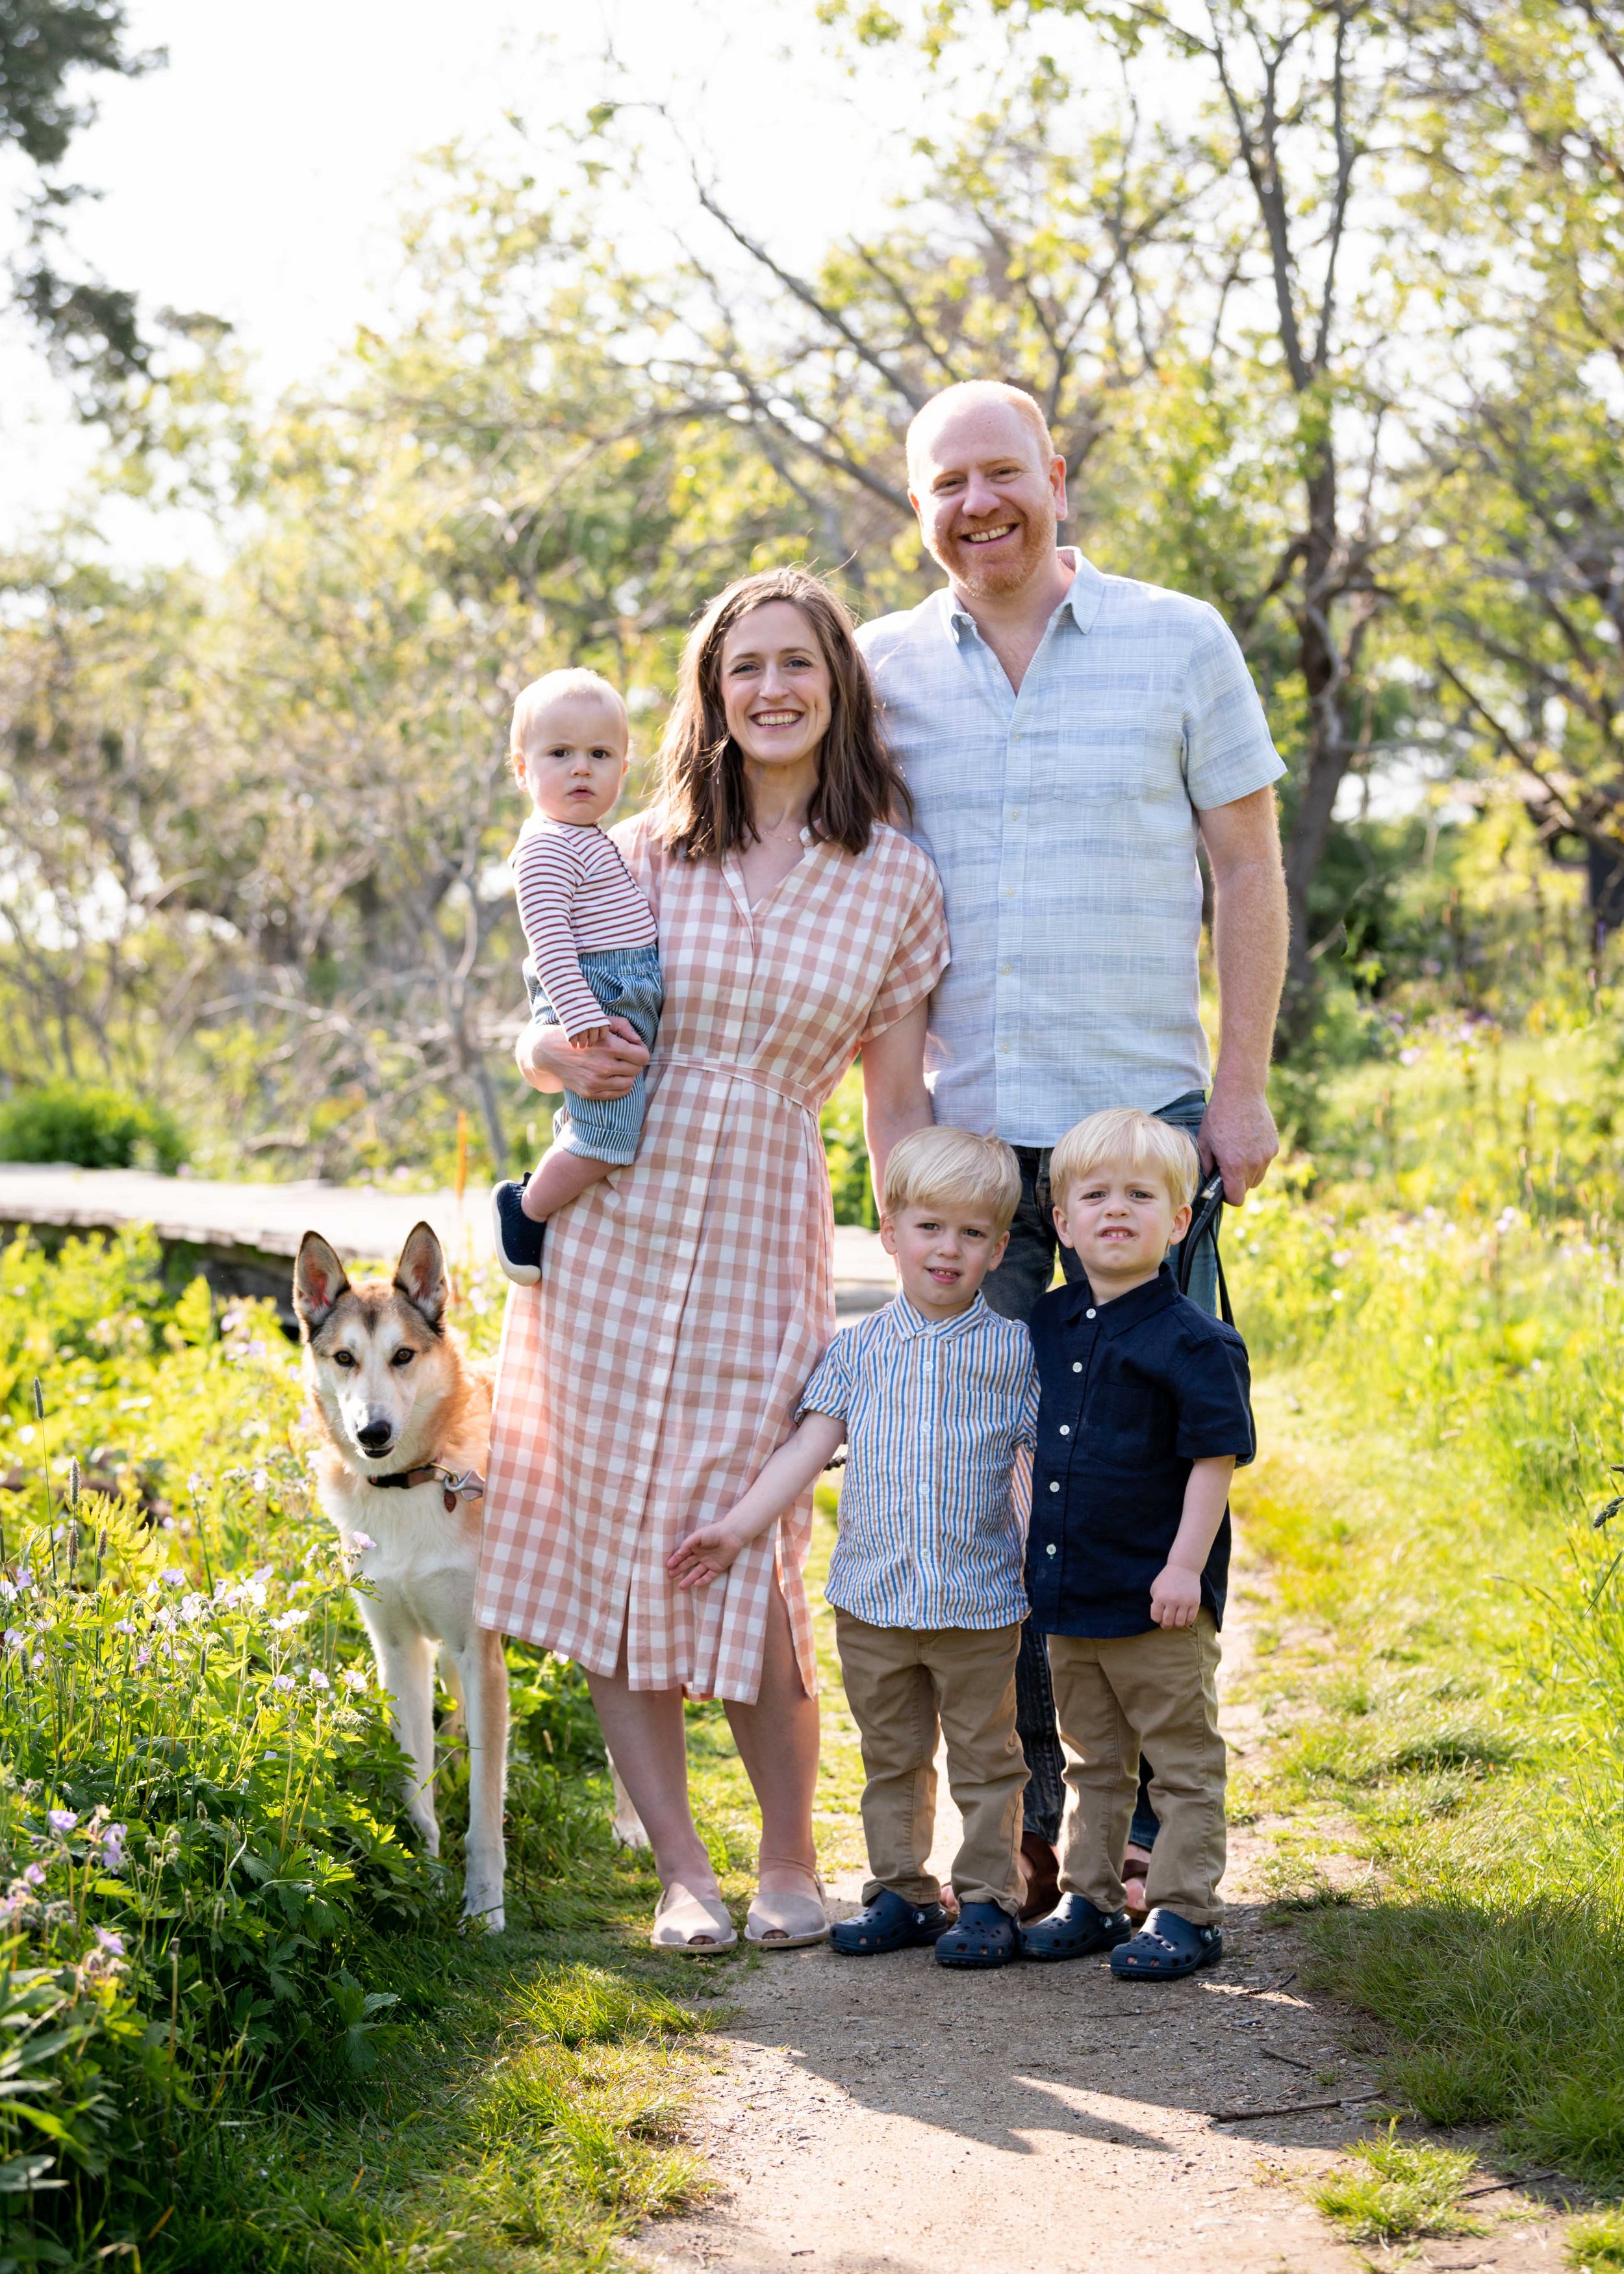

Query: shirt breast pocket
1087;1382;1176;1464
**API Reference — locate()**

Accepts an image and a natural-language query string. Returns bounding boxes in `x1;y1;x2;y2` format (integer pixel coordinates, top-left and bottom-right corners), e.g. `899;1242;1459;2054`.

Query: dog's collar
368;1463;485;1513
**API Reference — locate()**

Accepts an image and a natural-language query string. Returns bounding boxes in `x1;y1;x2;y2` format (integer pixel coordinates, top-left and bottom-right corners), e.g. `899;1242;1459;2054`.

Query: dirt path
632;1582;1573;2274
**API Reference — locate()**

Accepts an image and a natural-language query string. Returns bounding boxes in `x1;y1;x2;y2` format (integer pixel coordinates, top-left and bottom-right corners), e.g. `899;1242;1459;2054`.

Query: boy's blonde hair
1048;1107;1200;1211
882;1126;1022;1235
509;668;628;770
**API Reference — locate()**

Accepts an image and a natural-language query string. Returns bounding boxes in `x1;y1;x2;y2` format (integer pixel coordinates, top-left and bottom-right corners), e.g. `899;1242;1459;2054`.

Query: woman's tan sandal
746;1872;828;1949
650;1882;737;1953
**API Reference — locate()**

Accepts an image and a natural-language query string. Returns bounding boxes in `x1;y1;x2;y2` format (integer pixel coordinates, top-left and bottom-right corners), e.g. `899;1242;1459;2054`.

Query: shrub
0;1082;188;1174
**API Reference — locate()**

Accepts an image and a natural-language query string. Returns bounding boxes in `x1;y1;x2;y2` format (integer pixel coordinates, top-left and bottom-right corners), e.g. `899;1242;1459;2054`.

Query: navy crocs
829;1889;950;1956
1019;1893;1133;1963
1109;1906;1223;1980
934;1900;1019;1969
490;1179;544;1285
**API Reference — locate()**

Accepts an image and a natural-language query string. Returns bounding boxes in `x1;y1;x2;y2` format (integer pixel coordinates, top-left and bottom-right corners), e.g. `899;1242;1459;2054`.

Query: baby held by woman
490;669;661;1284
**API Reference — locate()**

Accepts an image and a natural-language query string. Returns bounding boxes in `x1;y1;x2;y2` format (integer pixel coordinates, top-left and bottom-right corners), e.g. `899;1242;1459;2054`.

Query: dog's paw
461;1889;505;1935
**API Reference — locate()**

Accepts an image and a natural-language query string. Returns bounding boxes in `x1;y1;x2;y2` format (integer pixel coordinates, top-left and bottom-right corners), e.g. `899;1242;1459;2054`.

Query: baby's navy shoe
490;1179;544;1286
1110;1906;1223;1980
934;1900;1019;1969
829;1889;949;1956
1019;1893;1133;1962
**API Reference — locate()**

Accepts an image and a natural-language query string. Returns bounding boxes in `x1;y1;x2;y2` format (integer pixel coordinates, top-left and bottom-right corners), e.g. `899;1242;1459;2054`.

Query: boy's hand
667;1517;752;1590
1149;1561;1203;1629
569;1024;609;1050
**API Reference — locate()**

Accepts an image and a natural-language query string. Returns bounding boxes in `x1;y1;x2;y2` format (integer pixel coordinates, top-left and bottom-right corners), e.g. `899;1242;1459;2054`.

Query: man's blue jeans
982;1090;1219;1848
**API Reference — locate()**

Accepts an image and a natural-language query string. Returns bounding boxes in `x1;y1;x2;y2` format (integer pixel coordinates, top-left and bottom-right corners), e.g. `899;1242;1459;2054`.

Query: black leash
1178;1171;1234;1325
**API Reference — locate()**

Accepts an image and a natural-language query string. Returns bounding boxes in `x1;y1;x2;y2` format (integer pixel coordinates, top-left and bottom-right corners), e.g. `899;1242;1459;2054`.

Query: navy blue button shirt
1027;1262;1255;1639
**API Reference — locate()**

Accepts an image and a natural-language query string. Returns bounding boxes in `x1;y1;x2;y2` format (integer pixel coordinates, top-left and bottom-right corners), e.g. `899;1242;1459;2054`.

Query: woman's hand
667;1516;754;1590
516;1016;649;1099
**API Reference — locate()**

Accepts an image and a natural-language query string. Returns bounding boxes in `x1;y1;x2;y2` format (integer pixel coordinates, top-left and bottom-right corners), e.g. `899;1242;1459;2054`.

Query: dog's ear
294;1233;350;1337
394;1222;448;1331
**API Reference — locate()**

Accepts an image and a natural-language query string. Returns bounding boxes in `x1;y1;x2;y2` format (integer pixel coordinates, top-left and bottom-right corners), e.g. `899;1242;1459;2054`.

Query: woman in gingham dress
476;568;948;1951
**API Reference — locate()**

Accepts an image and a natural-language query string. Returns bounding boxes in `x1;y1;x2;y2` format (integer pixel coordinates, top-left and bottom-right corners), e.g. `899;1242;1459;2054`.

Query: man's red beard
939;511;1054;598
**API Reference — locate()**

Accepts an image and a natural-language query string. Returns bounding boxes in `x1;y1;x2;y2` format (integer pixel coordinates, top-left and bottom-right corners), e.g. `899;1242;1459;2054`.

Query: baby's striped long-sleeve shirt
512;818;657;1037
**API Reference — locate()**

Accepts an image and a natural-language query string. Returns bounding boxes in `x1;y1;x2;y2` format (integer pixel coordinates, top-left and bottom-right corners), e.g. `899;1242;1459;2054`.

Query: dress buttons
1072;1361;1082;1373
1048;1481;1060;1493
1086;1308;1097;1319
1045;1543;1057;1556
1059;1424;1071;1436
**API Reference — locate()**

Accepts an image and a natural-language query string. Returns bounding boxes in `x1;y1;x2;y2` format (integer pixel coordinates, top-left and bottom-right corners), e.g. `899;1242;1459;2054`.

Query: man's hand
666;1516;751;1591
1148;1560;1203;1629
1198;1083;1279;1205
515;1015;648;1100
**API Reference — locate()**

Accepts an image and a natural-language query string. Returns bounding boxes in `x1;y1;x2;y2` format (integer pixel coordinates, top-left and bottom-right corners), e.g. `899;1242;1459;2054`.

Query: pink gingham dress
475;810;948;1703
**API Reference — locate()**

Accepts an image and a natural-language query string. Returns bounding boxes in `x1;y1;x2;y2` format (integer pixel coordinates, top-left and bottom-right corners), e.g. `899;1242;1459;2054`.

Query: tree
1401;0;1624;940
1;0;162;405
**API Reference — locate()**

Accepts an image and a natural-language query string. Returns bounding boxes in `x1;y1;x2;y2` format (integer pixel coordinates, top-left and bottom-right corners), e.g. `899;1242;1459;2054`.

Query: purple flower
272;1673;295;1693
47;1809;77;1835
339;1667;367;1693
160;1568;186;1589
94;1927;125;1956
23;1864;45;1888
102;1824;126;1869
308;1669;331;1691
349;1531;376;1553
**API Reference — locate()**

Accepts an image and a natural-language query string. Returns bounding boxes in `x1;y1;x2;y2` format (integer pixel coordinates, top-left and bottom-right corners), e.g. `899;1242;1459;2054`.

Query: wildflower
307;1668;330;1691
134;1646;151;1669
0;1893;25;1921
272;1609;307;1633
339;1667;368;1693
187;1472;207;1496
30;1652;43;1674
102;1824;126;1870
23;1864;45;1887
0;1579;14;1603
47;1809;77;1835
94;1927;125;1956
250;1566;274;1585
14;1569;32;1592
160;1568;186;1589
272;1673;295;1693
112;1618;134;1637
3;1630;21;1651
179;1594;209;1625
349;1531;376;1553
251;1468;272;1494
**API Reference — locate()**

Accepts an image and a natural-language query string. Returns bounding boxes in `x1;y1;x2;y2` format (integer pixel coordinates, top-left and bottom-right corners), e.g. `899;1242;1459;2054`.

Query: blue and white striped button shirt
799;1294;1037;1631
857;550;1285;1145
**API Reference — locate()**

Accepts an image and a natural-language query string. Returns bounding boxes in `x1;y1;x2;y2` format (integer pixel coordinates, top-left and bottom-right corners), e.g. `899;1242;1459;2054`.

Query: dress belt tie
657;1054;822;1116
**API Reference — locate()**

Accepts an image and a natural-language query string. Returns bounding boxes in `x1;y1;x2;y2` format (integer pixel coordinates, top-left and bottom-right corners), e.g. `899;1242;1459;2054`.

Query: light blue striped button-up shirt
800;1294;1037;1631
857;550;1286;1145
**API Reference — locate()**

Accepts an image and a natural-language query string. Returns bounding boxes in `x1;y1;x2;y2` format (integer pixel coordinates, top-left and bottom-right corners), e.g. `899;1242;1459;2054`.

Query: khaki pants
1046;1613;1226;1927
834;1613;1026;1916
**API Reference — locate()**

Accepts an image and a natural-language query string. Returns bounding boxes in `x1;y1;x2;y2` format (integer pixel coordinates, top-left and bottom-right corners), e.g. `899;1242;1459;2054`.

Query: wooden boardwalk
0;1164;895;1317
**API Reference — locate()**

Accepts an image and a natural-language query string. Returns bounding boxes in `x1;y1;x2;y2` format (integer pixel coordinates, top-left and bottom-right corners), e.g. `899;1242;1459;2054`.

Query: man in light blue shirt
856;380;1289;1906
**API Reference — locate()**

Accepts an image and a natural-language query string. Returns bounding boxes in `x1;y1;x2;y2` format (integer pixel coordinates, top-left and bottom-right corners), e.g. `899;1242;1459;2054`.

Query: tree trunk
1279;457;1354;1046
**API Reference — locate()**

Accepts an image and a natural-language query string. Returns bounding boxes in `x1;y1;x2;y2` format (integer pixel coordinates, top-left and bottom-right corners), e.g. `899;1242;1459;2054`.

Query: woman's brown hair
656;567;911;862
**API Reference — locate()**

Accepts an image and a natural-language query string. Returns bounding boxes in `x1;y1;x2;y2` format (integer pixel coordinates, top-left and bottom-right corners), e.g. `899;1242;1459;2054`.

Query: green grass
1569;2208;1624;2269
1311;2123;1480;2244
1228;1010;1624;2191
0;1228;740;2271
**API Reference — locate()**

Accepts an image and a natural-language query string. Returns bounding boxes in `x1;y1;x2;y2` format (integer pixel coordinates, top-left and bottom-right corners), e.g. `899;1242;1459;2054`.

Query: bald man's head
905;381;1068;604
905;382;1056;485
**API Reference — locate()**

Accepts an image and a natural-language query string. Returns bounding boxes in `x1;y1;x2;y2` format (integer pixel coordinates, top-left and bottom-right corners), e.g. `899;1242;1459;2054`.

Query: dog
293;1223;652;1922
294;1223;509;1931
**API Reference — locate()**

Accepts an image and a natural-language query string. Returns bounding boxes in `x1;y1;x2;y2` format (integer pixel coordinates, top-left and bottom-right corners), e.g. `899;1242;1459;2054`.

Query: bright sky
0;0;916;554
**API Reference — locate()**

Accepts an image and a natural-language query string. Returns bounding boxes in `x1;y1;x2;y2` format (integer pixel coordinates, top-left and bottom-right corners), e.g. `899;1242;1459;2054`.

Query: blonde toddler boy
489;668;661;1284
668;1127;1036;1970
1019;1107;1255;1980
